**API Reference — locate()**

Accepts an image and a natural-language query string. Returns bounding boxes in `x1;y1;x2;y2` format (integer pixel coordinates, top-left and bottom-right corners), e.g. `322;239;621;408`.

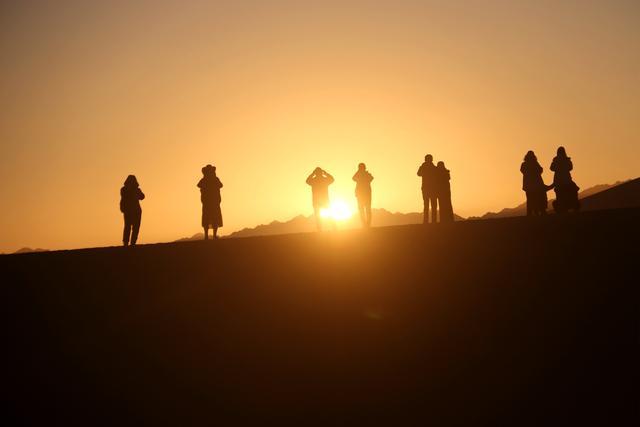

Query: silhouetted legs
422;192;438;224
358;204;372;227
203;226;219;240
123;210;141;246
313;205;337;231
525;193;534;216
526;191;549;216
357;196;372;228
313;206;322;231
553;183;580;214
438;192;454;223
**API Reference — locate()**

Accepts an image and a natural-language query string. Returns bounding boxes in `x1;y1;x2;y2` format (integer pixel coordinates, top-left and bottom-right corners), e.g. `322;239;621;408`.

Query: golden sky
1;0;639;252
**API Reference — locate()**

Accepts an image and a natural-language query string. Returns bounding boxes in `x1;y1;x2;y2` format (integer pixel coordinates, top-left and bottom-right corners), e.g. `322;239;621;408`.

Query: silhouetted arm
197;178;204;189
367;172;374;182
138;189;145;200
306;173;315;186
217;178;223;188
550;159;557;172
417;164;424;176
352;172;358;181
567;159;573;171
325;173;335;184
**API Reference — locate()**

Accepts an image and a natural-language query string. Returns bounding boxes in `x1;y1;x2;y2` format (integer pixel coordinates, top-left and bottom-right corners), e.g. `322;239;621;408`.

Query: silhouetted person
198;164;223;239
520;150;551;216
306;167;334;231
120;175;145;247
435;161;454;223
550;147;580;213
352;163;373;228
417;154;437;223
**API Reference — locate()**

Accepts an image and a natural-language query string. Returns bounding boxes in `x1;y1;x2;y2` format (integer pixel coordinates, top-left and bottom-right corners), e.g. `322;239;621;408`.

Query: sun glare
320;199;354;221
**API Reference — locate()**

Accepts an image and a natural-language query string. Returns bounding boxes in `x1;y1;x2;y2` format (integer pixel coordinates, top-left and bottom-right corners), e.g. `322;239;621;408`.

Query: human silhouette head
202;164;216;176
124;175;139;187
425;154;433;163
557;146;567;157
313;167;323;176
358;163;366;171
437;161;447;170
524;151;537;162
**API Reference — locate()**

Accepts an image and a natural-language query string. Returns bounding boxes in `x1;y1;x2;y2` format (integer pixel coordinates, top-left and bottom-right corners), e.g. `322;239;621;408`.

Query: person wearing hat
120;175;145;246
198;164;224;239
306;167;334;231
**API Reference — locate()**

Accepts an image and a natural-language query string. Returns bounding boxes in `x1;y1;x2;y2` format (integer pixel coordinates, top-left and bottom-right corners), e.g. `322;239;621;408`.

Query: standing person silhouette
306;167;334;231
198;164;223;239
435;161;454;223
550;147;580;213
417;154;438;223
520;150;550;216
120;175;145;247
352;163;374;228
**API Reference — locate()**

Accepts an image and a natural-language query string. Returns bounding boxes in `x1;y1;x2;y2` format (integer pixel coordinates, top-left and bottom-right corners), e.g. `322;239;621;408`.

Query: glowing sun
319;199;354;221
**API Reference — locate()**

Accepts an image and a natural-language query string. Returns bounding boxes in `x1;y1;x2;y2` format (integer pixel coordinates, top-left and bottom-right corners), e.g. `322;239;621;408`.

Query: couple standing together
418;155;454;224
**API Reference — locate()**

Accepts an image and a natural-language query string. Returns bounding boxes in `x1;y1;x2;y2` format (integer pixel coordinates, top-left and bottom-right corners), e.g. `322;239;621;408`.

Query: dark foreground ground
2;209;638;425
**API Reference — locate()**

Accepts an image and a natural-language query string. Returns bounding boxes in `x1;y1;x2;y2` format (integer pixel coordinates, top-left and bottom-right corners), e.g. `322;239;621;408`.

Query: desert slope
2;208;638;424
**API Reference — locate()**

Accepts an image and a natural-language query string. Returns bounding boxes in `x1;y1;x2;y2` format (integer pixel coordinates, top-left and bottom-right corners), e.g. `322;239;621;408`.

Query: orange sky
1;1;639;252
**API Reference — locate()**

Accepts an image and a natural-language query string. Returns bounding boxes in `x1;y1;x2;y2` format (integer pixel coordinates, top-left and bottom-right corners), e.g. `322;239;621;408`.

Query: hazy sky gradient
1;0;639;252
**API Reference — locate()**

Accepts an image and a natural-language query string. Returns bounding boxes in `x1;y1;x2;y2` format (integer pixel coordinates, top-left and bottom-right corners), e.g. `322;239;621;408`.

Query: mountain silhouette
12;247;49;254
175;209;465;241
470;179;636;220
578;177;640;211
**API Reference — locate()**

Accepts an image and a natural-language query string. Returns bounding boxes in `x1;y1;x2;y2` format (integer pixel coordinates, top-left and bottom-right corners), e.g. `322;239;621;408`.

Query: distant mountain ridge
13;247;49;254
470;179;638;220
176;209;464;241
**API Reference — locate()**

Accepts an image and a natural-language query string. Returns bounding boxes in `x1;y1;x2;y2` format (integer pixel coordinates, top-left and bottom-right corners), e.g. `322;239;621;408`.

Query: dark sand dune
579;177;640;211
2;208;638;425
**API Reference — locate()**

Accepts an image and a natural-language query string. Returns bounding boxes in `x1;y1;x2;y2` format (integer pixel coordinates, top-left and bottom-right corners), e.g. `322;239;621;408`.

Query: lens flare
319;199;353;221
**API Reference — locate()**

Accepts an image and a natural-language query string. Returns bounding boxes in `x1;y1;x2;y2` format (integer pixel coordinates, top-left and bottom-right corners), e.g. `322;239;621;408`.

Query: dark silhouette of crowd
118;146;581;245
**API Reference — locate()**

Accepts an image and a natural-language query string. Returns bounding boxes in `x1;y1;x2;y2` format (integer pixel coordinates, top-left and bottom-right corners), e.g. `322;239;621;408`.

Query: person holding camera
306;167;335;231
